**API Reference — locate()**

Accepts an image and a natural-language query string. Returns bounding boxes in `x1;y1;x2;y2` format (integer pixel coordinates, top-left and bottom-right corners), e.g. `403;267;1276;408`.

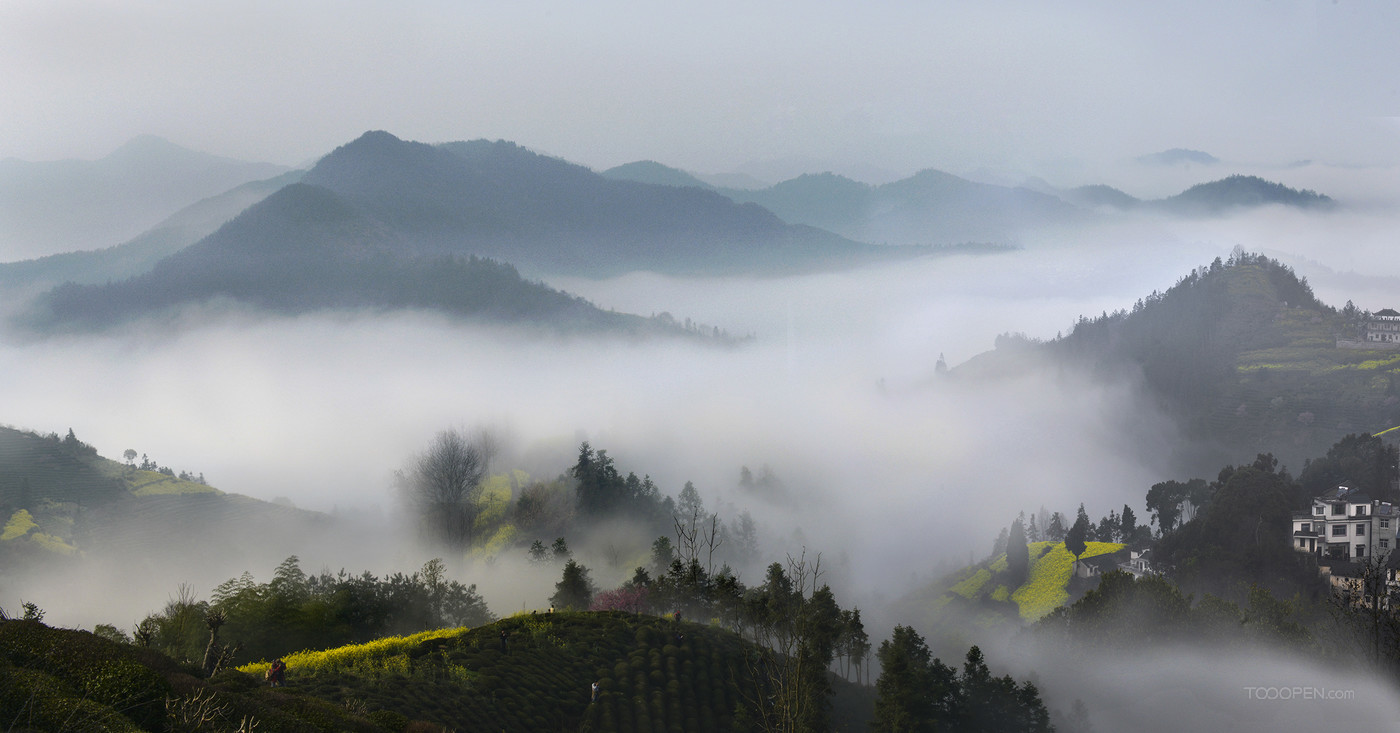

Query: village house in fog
1368;309;1400;344
1292;485;1398;561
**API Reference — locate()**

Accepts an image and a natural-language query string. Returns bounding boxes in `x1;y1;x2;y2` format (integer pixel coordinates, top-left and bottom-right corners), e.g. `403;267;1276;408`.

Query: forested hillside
0;426;326;572
955;251;1400;471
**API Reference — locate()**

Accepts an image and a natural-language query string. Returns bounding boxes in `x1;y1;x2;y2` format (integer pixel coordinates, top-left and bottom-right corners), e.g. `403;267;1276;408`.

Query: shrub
0;620;172;729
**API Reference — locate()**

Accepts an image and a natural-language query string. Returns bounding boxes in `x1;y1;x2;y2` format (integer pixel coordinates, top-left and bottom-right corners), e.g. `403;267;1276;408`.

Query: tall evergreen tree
1007;518;1030;586
991;527;1009;558
873;625;942;732
1066;504;1090;569
550;559;594;610
1121;504;1138;543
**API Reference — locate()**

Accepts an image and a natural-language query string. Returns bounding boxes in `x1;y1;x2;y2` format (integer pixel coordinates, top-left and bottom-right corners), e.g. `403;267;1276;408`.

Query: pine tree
551;559;594;610
1066;504;1091;569
1007;518;1030;586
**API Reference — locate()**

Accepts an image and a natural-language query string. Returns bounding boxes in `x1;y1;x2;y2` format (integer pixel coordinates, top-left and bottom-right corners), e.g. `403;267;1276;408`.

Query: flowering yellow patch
236;626;473;677
1;509;37;540
1010;541;1123;621
29;533;78;556
950;568;992;599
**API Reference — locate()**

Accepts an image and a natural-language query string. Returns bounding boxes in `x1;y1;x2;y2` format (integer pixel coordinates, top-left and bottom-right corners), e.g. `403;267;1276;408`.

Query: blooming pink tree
590;585;649;614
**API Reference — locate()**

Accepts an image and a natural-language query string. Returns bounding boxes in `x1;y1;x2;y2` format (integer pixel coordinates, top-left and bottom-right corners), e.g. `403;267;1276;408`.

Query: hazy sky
4;0;1399;180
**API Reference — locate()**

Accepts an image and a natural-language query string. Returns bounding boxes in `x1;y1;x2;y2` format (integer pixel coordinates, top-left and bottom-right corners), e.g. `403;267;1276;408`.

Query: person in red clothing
266;659;286;687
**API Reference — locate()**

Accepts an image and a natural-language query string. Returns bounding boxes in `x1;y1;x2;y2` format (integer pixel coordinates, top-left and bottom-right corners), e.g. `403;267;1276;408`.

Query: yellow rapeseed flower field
236;626;473;678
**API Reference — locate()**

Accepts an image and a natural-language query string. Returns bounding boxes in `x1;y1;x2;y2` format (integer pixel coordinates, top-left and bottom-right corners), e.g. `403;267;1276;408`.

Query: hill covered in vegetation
1156;174;1334;214
893;540;1124;651
0;425;326;572
0;608;884;732
954;251;1399;472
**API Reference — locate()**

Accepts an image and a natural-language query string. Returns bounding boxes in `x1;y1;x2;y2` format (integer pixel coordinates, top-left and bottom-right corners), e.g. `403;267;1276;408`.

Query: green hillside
0;618;389;732
956;252;1400;472
0;425;321;565
2;610;875;732
900;541;1124;644
239;612;763;732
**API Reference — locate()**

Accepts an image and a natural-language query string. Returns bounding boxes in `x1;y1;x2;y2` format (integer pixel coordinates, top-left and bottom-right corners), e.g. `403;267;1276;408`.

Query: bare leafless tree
738;549;838;733
401;428;495;549
673;505;723;576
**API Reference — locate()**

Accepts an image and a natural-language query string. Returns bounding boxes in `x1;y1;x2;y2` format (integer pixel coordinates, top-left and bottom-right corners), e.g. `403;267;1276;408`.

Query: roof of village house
1317;485;1374;503
1375;308;1400;318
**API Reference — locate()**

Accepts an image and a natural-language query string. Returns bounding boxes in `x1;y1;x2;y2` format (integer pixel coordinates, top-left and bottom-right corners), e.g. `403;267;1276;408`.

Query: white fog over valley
3;2;1400;731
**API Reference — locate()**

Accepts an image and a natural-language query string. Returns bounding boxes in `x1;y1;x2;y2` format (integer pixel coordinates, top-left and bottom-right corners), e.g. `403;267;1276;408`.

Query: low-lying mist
1;203;1397;640
1022;640;1400;732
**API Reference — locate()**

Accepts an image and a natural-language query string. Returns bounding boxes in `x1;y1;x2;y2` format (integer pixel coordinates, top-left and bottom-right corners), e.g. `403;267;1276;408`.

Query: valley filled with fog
3;179;1399;730
2;195;1394;600
6;3;1400;729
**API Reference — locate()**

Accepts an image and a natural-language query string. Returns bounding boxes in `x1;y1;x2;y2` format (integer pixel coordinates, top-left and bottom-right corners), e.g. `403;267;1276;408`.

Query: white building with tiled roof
1367;308;1400;344
1292;485;1399;561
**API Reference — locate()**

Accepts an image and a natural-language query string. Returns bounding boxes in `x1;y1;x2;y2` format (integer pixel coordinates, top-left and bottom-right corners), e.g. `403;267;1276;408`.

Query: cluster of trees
873;628;1051;732
399;435;766;583
1035;570;1311;652
1298;432;1399;500
131;556;492;667
993;502;1149;576
1148;433;1399;600
560;549;869;731
121;447;206;483
570;442;672;522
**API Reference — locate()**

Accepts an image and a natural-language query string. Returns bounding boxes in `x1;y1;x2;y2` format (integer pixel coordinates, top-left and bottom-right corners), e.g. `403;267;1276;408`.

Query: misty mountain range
0;171;304;293
1;131;1338;336
0;135;289;259
22;182;685;336
10;131;930;334
603;160;1334;245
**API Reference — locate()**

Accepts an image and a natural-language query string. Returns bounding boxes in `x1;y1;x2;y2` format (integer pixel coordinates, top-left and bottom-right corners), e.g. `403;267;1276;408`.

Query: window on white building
1333;525;1347;536
1357;524;1367;536
1357;544;1367;557
1382;539;1390;549
1333;504;1345;515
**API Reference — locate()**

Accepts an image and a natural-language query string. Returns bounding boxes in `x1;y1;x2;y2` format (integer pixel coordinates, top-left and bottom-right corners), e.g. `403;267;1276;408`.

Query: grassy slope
5;612;872;733
0;426;316;564
0;619;391;733
905;541;1126;640
235;610;872;733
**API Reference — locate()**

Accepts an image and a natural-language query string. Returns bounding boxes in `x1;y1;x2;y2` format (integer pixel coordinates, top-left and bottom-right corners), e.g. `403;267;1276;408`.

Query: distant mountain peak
1161;174;1334;213
601;160;712;189
1137;148;1220;166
